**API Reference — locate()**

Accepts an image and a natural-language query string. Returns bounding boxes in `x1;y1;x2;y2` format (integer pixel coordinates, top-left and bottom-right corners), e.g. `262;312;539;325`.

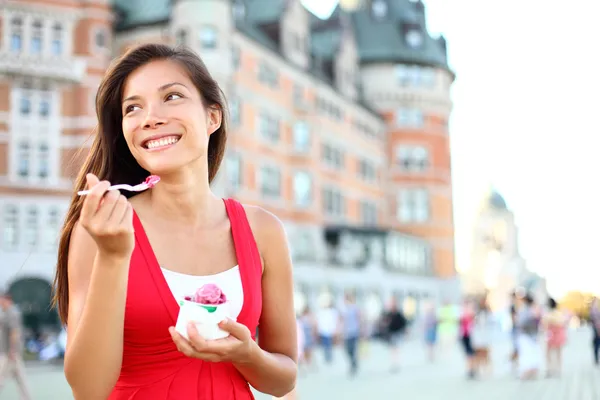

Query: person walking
0;292;32;400
422;302;438;362
316;299;340;365
542;298;568;377
516;294;542;380
590;297;600;366
381;297;407;373
341;293;362;377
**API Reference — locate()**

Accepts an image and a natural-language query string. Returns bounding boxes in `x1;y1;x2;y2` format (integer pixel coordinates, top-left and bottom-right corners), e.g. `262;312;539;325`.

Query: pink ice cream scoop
185;284;227;305
144;175;161;188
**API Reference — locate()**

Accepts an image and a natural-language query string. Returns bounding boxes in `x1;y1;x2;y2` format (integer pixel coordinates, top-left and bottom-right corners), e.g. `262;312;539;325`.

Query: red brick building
0;0;457;325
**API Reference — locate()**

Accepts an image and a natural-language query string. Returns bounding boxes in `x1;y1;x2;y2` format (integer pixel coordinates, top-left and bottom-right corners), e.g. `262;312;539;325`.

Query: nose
142;105;167;129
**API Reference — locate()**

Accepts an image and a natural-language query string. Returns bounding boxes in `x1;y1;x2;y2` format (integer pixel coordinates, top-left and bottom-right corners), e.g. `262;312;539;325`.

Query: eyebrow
122;82;188;104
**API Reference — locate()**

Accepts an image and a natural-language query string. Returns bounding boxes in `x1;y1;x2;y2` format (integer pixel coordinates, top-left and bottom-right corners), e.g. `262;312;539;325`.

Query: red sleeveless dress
109;199;262;400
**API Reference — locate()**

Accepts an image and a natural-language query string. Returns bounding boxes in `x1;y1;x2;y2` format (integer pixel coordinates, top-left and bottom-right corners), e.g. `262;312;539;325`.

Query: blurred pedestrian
341;293;362;377
422;302;438;362
542;297;568;377
316;299;340;365
471;298;494;377
0;292;32;399
516;294;542;380
381;297;407;373
590;297;600;366
459;299;476;379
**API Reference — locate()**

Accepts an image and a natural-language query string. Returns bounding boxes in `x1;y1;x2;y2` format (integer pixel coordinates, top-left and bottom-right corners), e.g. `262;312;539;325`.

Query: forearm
234;342;297;398
65;254;130;399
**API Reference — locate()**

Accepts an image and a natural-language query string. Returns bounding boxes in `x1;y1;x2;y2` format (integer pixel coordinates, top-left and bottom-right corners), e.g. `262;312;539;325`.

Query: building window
199;26;217;49
232;0;246;21
20;94;31;115
258;113;280;143
293;84;303;106
358;159;377;182
31;20;43;54
229;97;241;126
25;206;38;247
405;29;424;49
293;121;310;152
51;23;63;55
293;171;312;208
38;143;49;178
2;205;19;250
396;108;424;127
10;17;23;52
226;153;242;191
322;144;344;169
39;97;50;117
259;165;281;198
397;189;430;223
175;29;188;46
360;201;378;225
95;30;107;48
396;146;430;172
258;62;279;87
231;45;240;69
46;208;61;250
17;142;30;177
372;0;388;19
323;187;345;217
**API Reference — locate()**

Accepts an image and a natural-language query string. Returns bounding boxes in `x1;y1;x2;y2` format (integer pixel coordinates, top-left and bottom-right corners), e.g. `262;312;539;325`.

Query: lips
141;134;182;149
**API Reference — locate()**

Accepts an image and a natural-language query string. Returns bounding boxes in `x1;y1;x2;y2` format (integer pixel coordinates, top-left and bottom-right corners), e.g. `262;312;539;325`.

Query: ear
206;106;222;136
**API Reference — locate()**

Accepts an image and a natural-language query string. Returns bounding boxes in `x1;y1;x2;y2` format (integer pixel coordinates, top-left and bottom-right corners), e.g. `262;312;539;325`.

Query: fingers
169;327;220;362
80;174;110;224
94;190;121;222
218;318;250;341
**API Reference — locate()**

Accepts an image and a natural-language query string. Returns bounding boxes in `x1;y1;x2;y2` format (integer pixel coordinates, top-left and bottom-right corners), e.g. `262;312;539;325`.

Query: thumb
219;318;247;339
86;173;99;188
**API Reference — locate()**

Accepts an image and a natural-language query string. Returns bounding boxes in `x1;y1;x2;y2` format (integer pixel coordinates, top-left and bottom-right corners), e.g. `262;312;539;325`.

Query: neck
142;165;222;227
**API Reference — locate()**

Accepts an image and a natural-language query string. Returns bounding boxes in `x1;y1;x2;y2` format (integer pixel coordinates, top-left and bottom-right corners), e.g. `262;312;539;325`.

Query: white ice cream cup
175;299;232;341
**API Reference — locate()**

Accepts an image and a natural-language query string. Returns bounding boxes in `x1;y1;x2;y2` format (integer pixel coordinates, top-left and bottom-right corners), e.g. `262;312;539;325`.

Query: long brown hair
52;44;228;324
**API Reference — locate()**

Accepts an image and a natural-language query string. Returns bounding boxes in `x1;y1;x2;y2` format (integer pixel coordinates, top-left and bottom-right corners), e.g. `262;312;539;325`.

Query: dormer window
372;0;388;19
232;1;246;21
406;29;423;48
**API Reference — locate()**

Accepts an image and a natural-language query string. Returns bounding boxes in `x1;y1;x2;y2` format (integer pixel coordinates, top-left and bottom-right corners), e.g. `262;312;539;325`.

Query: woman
516;294;541;380
459;300;476;379
52;44;298;399
471;299;494;377
422;302;438;362
543;298;567;377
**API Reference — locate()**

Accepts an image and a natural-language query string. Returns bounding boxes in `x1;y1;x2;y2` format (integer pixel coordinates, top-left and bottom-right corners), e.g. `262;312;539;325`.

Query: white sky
302;0;600;297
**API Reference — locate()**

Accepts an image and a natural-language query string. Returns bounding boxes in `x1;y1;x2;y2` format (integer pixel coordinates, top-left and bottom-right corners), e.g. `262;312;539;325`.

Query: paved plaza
2;329;598;399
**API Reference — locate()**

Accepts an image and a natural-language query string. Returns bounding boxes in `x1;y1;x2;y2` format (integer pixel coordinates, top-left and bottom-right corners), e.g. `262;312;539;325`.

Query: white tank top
161;266;244;320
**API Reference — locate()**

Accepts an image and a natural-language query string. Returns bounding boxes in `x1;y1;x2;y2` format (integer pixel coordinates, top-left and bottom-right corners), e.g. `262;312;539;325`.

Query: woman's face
121;59;221;175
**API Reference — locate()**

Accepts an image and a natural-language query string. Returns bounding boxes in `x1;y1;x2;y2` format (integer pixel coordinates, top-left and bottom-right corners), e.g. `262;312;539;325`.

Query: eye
165;93;183;101
124;104;141;114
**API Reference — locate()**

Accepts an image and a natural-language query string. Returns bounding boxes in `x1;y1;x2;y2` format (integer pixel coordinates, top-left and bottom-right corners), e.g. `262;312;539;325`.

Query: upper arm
65;220;98;355
247;206;298;363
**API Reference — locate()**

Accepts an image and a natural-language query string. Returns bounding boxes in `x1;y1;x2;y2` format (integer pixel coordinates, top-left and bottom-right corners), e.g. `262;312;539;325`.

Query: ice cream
175;284;232;340
185;284;227;305
144;175;161;188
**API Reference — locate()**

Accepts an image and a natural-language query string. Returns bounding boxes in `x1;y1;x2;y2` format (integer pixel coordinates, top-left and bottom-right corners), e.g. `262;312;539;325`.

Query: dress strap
223;199;262;336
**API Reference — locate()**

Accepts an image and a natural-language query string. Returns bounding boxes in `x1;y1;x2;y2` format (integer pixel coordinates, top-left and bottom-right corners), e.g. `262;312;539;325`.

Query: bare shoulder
242;204;286;237
241;205;289;267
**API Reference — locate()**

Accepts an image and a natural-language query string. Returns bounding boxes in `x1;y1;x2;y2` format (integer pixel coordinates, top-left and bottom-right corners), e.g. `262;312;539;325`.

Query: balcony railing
0;51;86;83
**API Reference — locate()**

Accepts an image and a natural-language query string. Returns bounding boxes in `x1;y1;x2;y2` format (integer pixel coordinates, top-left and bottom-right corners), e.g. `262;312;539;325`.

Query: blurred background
0;0;598;398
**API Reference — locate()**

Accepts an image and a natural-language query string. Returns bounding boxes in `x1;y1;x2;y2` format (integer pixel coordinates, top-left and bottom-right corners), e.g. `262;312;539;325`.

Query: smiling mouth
142;135;182;150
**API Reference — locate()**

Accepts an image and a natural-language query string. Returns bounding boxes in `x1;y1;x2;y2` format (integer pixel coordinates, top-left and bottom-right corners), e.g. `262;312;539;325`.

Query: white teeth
146;136;179;149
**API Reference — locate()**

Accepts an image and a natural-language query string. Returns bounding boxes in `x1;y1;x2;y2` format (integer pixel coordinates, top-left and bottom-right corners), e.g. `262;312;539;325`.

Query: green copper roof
113;0;170;31
350;0;450;70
